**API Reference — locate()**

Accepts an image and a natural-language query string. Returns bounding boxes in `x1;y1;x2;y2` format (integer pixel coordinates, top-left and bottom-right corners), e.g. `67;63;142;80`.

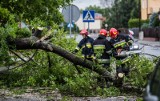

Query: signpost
62;5;80;37
83;10;95;32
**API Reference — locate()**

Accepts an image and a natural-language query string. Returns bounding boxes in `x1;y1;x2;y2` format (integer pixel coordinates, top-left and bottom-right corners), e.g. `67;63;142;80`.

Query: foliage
128;11;160;28
96;86;120;97
86;5;105;14
130;0;140;19
149;12;160;27
83;0;140;28
0;22;19;65
106;0;139;28
141;23;150;29
16;28;32;38
128;18;149;28
124;55;155;88
0;0;72;26
0;7;15;26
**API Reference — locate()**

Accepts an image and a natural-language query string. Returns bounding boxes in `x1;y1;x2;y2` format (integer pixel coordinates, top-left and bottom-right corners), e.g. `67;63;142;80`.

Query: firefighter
109;28;133;86
73;29;94;61
93;29;113;88
117;28;135;42
93;29;112;66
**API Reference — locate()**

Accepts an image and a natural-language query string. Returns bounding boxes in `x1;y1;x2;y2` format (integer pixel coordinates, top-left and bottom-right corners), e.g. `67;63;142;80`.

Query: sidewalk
136;39;160;47
89;33;160;47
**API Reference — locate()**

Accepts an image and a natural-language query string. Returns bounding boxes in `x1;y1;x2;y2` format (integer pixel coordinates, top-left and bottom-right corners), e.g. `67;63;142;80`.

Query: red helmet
109;28;118;39
99;29;107;36
80;29;88;36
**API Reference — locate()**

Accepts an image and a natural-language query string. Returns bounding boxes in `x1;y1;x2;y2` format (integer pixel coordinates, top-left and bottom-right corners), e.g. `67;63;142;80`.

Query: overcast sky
72;0;101;9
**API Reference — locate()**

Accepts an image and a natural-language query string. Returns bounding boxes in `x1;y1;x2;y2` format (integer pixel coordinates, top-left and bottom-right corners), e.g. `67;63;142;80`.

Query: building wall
75;14;103;33
141;0;160;20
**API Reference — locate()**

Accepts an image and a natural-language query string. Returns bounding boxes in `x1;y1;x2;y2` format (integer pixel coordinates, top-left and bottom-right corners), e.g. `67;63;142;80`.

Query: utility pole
139;0;141;32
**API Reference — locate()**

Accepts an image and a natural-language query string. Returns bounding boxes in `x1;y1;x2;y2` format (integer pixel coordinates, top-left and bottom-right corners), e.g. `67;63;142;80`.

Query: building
75;13;106;33
141;0;160;20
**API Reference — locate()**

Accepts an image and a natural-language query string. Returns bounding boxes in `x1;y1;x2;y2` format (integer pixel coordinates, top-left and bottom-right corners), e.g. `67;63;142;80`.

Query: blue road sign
83;10;95;22
67;23;74;28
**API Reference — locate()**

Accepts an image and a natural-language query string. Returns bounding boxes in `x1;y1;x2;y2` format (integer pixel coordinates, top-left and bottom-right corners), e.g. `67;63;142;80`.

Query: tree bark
8;37;114;80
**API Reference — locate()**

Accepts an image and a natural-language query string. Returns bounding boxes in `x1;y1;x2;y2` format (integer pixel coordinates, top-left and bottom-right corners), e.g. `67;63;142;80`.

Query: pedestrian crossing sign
83;10;95;22
67;23;74;28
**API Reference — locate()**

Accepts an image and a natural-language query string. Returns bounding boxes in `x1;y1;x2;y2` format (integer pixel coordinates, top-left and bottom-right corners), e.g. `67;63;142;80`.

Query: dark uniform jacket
110;34;133;52
110;34;134;63
93;35;112;64
75;36;94;59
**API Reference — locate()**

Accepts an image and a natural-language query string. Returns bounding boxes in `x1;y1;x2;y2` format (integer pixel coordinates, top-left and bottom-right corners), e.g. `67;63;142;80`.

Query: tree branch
7;37;115;80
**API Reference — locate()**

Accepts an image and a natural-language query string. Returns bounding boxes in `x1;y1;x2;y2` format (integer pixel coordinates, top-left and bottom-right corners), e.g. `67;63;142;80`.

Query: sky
72;0;101;9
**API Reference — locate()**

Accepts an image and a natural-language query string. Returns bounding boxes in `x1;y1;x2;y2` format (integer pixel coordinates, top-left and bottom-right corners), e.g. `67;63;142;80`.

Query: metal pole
88;22;90;33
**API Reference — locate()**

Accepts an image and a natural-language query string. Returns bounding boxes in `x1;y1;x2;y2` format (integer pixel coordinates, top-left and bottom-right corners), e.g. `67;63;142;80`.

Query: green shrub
149;12;160;27
16;28;32;38
0;7;15;26
141;23;150;29
128;18;149;28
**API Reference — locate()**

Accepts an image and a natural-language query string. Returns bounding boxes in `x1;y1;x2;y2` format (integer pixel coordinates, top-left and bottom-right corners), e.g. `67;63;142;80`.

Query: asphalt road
75;33;160;57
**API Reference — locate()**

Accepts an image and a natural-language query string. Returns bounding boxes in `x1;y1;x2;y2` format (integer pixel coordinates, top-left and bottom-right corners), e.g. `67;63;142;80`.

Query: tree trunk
8;37;115;80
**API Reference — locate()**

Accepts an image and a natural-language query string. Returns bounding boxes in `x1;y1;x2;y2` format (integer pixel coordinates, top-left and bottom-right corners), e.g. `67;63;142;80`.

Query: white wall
75;14;103;30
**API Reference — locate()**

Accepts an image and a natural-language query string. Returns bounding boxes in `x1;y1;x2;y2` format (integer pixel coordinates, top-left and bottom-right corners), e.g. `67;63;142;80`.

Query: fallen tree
7;37;115;81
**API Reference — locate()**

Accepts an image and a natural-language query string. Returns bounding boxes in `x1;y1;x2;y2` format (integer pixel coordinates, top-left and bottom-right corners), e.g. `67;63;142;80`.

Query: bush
0;7;14;26
16;28;32;38
128;18;149;28
141;23;150;29
149;12;160;27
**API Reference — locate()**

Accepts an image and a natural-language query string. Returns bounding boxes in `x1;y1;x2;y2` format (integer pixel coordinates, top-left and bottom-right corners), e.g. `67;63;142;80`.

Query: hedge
128;18;149;28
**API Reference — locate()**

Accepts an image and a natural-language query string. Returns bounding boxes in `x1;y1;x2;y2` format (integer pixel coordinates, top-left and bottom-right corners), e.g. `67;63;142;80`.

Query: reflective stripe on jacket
97;59;110;64
113;40;126;48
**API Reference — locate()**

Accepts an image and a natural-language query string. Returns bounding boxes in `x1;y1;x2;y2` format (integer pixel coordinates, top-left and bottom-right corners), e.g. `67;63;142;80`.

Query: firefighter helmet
99;29;107;36
80;29;88;35
109;28;118;39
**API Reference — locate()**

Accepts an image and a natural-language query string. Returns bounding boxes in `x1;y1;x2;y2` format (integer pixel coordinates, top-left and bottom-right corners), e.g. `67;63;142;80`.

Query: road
74;33;160;57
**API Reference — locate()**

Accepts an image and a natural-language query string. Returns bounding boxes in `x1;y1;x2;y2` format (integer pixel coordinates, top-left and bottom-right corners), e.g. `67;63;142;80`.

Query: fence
130;27;160;41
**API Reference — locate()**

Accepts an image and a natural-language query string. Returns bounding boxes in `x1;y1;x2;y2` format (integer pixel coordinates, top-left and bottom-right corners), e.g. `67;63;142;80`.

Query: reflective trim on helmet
99;29;107;36
113;32;117;35
109;28;118;38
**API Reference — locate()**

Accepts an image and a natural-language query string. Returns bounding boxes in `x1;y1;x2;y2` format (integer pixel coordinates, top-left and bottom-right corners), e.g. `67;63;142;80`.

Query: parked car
144;59;160;101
